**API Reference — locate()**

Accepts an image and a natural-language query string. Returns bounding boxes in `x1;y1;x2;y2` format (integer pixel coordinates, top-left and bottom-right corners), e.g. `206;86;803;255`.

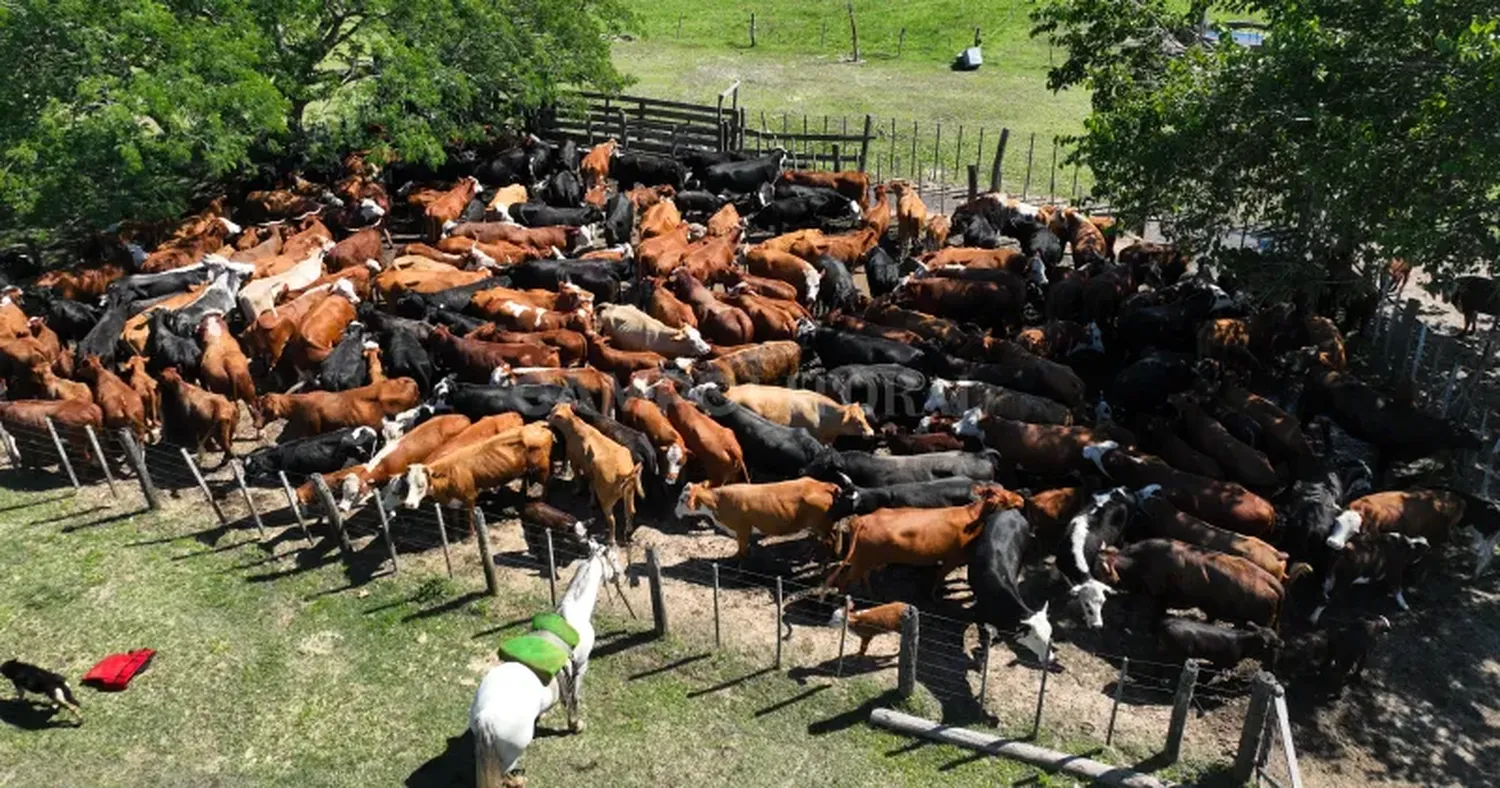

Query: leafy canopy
1032;0;1500;289
0;0;627;238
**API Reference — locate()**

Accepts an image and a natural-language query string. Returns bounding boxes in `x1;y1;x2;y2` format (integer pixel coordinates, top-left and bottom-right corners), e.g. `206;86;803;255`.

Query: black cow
395;276;507;318
830;476;987;519
698;150;786;194
677;149;753;178
144;309;203;376
555;140;580;174
1448;276;1499;334
1055;487;1133;585
383;325;435;394
804;449;1009;488
1116;282;1232;356
954;213;1002;249
106;263;215;304
672;190;728;217
1276;457;1349;578
805;327;924;370
865;247;901;299
611;151;688;190
433;378;575;420
1158;618;1282;670
1320;616;1391;685
811;363;927;424
76;301;133;364
424;306;488;336
970;506;1053;661
602;193;634;246
812;256;861;314
1298;371;1480;478
926;354;1059;406
313;323;372;392
541;170;584;208
508;202;601;229
29;290;100;344
752;190;859;231
243;426;379;478
691;386;833;479
1098;352;1201;426
506;259;620;304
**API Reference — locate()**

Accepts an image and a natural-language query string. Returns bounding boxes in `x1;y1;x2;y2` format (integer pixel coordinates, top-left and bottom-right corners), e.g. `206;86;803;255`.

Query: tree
1032;0;1500;293
0;0;628;241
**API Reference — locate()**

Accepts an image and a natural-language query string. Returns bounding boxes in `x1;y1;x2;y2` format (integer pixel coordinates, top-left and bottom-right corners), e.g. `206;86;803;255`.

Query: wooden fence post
647;546;668;637
310;473;352;556
474;509;499;596
1106;657;1129;745
544;527;558;605
910;121;918;179
846;1;859;61
832;144;842;172
896;605;919;699
371;489;400;573
973;26;982;47
864;114;876;172
774;576;784;668
990;128;1010;191
117;429;160;510
44;417;81;491
967;164;978;203
677;14;683;38
975;127;986;171
836;595;851;677
83;425;117;499
433;504;454;578
820;18;827;47
932;123;942;184
179;448;225;524
277;471;313;545
1049;137;1059;199
897;27;906;58
1232;672;1277;783
976;624;992;717
712;562;721;648
1031;638;1054;738
1023;132;1036;198
1165;659;1200;762
0;423;16;465
229;460;266;540
749;12;756;47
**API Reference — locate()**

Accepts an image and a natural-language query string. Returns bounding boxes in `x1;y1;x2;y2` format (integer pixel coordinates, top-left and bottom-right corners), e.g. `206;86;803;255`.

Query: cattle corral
2;125;1499;788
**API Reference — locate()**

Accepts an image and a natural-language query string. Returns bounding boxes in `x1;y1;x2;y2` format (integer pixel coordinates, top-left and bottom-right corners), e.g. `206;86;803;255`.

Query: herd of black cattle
5;132;1498;697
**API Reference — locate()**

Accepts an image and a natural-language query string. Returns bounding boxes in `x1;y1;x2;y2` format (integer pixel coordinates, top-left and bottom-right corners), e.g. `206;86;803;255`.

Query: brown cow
1048;207;1110;264
620;394;687;483
1304;315;1347;371
400;422;555;533
706;203;742;237
431;324;559;381
890;180;927;259
77;355;148;443
640;198;682;240
724;291;803;341
470;326;587;368
746;246;820;303
1138;486;1302;580
822;486;1026;595
32;366;91;403
1016;320;1100;360
280;280;359;373
896;275;1024;331
864;303;967;346
653;379;748;486
864;184;891;239
824;599;909;655
956;414;1117;476
581;140;616;187
1025;486;1088;547
1326;489;1474;552
450;222;572;252
424;177;480;241
1085;442;1277;538
638;224;692;278
669;269;753;346
326;228;383;272
683;341;801;388
332;414;473;510
496;366;615;418
158;367;237;465
424;413;526;466
0;399;104;465
549;403;643;545
1171;393;1278;491
679;477;842;559
722;269;801;302
642;278;698;329
779;170;870;209
584;331;668;380
681;232;741;285
924;214;951;251
197;314;261;431
121;356;161;432
36;264;123;301
260;378;419;440
1093;538;1286;627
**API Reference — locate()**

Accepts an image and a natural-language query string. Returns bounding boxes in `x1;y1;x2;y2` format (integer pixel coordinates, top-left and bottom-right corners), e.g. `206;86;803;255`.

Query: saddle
497;612;580;684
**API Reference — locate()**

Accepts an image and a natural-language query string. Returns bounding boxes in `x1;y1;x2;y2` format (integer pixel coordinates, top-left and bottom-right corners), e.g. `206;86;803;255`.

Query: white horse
470;539;625;788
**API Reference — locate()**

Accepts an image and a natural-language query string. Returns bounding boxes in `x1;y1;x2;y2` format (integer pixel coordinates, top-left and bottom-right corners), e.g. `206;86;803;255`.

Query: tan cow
679;477;842;559
724;383;873;442
549;403;642;545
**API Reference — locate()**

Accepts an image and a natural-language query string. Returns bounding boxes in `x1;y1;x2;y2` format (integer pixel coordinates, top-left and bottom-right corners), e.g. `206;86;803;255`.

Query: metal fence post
310;473;351;556
647;546;668;637
1031;637;1053;738
990;128;1010;192
836;596;851;677
371;489;400;573
977;624;992;717
180;448;225;524
774;576;784;668
433;503;454;578
277;471;313;545
897;606;919;699
1106;657;1129;745
545;528;558;605
1165;659;1201;762
82;425;117;499
474;508;499;596
44;417;81;491
712;562;721;648
1022;132;1036;198
1232;672;1277;783
117;429;159;510
229;460;266;540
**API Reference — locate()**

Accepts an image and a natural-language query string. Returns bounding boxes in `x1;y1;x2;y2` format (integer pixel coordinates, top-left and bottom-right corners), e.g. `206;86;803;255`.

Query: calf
1158;618;1282;671
120;356;161;431
549;403;642;545
520;502;591;576
399;423;555;532
158;367;237;466
823;486;1025;595
970;507;1054;660
678;477;842;559
890;180;928;259
243;426;379;478
1092;538;1287;628
822;600;910;657
1311;532;1430;624
724;383;873;442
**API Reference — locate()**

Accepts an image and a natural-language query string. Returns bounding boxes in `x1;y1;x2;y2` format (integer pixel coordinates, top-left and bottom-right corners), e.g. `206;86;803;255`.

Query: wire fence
0;412;1292;776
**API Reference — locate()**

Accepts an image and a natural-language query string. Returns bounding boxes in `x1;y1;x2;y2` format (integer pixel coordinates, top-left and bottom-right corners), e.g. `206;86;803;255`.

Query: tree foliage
1033;0;1500;290
0;0;628;238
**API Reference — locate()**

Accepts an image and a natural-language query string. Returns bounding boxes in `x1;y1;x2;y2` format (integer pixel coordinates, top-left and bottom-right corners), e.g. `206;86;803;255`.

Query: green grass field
0;481;1065;787
612;1;1095;198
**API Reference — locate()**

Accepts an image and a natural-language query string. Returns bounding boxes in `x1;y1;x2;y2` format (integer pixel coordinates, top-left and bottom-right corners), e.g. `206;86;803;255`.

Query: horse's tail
472;718;510;788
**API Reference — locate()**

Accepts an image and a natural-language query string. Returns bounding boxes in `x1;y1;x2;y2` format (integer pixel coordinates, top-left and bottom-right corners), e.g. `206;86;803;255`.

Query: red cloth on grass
82;649;155;691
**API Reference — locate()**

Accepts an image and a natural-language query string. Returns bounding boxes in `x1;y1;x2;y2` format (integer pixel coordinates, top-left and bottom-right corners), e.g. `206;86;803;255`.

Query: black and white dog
2;659;82;723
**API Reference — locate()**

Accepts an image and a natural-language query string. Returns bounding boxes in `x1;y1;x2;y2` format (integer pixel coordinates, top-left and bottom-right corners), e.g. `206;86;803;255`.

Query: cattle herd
5;132;1500;704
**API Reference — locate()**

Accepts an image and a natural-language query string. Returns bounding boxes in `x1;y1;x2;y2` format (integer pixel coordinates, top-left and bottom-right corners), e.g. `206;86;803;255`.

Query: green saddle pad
498;634;572;684
531;612;580;650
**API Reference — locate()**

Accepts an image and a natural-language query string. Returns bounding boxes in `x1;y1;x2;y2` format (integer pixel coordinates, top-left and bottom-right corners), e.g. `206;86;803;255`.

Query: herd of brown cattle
2;135;1494;694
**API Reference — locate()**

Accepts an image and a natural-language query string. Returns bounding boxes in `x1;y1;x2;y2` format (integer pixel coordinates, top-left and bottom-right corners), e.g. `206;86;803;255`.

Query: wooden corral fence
7;411;1291;780
538;90;1090;212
